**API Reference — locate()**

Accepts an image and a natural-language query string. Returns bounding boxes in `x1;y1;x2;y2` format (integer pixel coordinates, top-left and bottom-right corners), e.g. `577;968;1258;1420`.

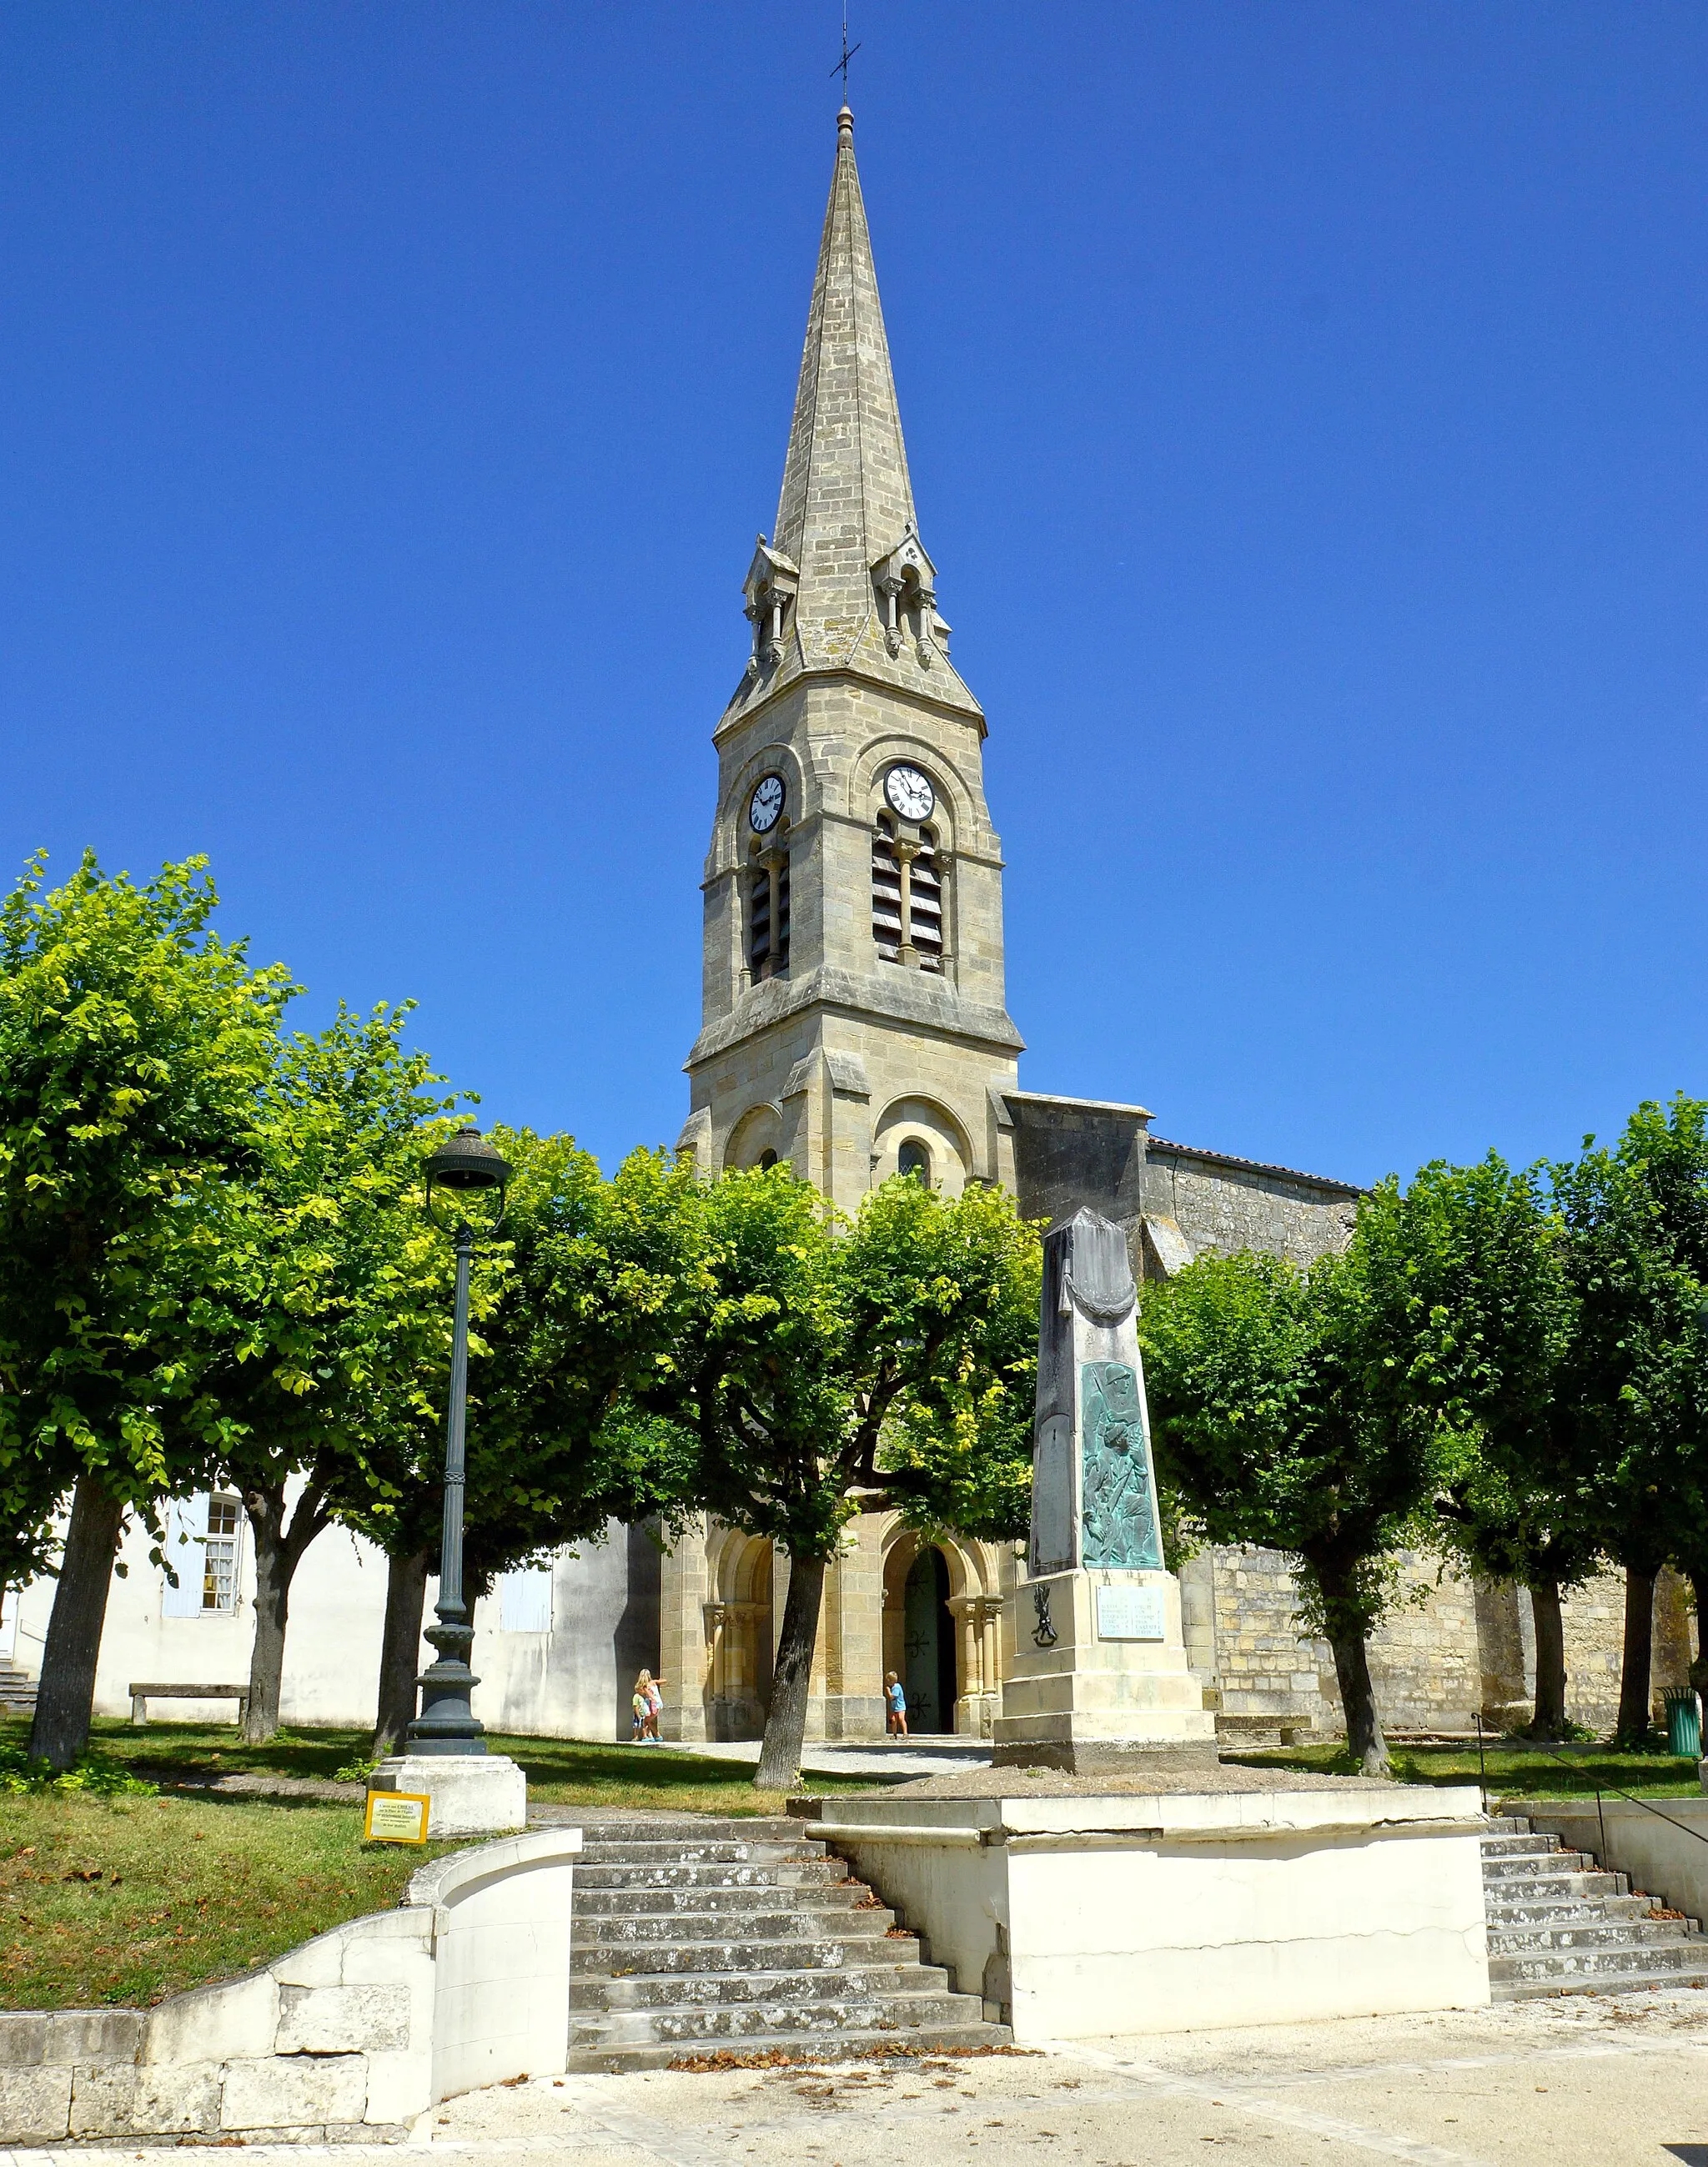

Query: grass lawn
0;1719;884;2012
1225;1739;1706;1800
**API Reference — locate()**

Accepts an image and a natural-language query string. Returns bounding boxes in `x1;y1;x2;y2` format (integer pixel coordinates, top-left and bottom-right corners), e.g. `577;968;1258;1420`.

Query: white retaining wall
808;1787;1489;2039
0;1828;580;2144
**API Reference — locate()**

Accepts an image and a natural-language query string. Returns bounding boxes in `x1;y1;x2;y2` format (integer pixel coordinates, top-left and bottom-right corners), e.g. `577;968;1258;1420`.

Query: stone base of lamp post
369;1753;527;1838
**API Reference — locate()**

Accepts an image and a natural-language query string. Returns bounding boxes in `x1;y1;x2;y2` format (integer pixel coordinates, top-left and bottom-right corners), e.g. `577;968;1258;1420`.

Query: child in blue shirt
885;1672;908;1739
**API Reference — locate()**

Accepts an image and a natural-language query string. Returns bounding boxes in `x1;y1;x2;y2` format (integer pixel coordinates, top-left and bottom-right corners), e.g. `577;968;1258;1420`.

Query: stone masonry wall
1141;1145;1360;1275
1181;1546;1693;1742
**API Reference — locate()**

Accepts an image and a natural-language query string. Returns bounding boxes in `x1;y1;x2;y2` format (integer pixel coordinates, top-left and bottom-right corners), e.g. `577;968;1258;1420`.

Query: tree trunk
1326;1627;1390;1777
1526;1581;1568;1740
372;1546;430;1758
1616;1565;1657;1744
241;1480;329;1745
29;1471;124;1772
754;1550;826;1792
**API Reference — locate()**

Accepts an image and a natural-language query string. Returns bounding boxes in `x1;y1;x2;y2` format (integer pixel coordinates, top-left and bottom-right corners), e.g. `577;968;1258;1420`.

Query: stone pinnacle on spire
770;103;917;664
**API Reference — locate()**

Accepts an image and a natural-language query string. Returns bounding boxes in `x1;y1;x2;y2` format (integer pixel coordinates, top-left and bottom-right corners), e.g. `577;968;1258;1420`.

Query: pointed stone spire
773;104;916;635
722;106;979;721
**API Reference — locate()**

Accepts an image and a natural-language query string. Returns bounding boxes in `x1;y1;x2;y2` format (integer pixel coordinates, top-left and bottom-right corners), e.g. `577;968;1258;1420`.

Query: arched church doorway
902;1546;957;1735
705;1534;774;1741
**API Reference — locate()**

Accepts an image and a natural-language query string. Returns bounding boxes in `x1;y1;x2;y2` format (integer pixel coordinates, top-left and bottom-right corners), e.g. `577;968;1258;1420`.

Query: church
5;106;1665;1751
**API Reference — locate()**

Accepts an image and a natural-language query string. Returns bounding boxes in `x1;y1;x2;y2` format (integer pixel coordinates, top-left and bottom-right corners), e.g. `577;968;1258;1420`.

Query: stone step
1493;1968;1708;2002
544;1815;811;1843
1484;1816;1532;1834
1489;1936;1708;1986
575;1884;892;1923
577;1933;920;1977
1482;1851;1598;1881
1482;1868;1629;1901
1480;1834;1570;1859
573;1858;846;1893
1489;1918;1702;1955
572;1915;902;1950
565;2019;1012;2076
575;1964;952;2012
1486;1893;1656;1926
575;1839;828;1868
572;1989;985;2049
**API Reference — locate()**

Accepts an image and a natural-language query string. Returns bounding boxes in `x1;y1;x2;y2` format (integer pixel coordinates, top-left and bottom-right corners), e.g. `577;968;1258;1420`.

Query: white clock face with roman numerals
884;764;935;822
748;773;786;833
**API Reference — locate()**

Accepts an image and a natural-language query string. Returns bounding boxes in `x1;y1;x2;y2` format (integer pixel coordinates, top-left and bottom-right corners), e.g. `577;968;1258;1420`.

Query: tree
1361;1156;1594;1739
635;1167;1040;1791
0;854;294;1769
186;1003;471;1742
344;1132;707;1756
1141;1232;1452;1777
1551;1098;1708;1743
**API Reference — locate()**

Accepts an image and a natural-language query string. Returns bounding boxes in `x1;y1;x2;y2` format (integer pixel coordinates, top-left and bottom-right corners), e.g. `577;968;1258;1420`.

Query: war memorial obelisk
993;1209;1219;1770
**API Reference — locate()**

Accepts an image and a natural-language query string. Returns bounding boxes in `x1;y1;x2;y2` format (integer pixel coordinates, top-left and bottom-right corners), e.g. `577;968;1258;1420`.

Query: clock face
748;773;786;833
884;763;936;822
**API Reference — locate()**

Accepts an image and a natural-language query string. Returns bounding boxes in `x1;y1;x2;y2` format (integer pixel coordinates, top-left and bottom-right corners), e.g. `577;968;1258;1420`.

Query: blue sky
3;4;1705;1188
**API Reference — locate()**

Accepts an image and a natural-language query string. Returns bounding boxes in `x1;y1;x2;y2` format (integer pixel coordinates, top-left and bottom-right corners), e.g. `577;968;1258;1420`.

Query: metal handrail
1474;1708;1708;1868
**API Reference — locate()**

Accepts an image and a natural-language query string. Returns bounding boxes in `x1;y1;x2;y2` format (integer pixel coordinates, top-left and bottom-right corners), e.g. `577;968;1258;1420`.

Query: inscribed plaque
1079;1361;1163;1569
1096;1584;1166;1641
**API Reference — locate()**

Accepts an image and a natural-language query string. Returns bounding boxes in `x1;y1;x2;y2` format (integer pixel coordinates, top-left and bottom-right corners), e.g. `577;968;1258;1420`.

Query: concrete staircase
0;1660;38;1716
549;1812;1009;2073
1484;1813;1708;1999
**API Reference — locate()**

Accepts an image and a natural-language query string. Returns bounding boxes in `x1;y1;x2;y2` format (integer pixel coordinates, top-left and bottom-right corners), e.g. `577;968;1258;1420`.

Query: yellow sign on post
364;1790;431;1845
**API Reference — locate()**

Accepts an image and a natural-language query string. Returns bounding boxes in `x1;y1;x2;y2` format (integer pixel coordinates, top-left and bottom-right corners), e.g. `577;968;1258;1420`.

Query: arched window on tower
748;842;790;983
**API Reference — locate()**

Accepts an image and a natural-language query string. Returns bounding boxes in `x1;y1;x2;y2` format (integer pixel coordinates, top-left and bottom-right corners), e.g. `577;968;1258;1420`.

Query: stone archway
702;1532;774;1741
879;1526;1007;1737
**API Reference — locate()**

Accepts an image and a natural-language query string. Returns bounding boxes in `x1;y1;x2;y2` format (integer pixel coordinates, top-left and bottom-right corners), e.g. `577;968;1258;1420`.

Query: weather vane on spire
831;2;860;100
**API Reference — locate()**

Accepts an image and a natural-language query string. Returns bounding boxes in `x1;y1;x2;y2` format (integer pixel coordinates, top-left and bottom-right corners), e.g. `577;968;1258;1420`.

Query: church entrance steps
1482;1813;1708;2000
545;1811;1009;2074
0;1659;38;1714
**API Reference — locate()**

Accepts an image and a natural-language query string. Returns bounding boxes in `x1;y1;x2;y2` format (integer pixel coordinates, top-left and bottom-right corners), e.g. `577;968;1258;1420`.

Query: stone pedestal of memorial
993;1207;1218;1772
368;1753;527;1838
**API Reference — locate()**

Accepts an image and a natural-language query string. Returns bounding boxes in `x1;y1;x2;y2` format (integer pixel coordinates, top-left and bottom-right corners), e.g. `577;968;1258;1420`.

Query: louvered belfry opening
872;816;903;960
910;829;944;969
872;813;944;972
749;850;790;982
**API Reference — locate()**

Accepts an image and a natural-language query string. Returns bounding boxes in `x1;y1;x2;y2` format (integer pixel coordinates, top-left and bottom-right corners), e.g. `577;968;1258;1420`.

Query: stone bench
128;1682;250;1727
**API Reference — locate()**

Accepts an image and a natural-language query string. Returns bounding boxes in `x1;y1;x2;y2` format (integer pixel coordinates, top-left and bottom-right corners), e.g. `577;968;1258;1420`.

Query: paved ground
671;1737;992;1782
19;1989;1708;2164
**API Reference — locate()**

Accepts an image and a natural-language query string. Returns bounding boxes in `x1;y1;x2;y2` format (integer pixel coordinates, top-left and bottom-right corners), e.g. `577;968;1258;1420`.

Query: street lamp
409;1124;513;1757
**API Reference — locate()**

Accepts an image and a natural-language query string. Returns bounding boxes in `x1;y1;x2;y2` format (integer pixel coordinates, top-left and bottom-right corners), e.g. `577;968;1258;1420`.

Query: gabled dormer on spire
721;107;980;726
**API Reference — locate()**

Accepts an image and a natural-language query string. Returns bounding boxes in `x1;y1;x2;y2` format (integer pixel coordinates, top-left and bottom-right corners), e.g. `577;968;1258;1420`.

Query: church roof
720;108;982;727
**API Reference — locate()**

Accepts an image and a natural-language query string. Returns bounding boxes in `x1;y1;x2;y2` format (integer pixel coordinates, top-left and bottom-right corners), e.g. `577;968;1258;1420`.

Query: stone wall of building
1140;1143;1360;1274
1181;1546;1696;1742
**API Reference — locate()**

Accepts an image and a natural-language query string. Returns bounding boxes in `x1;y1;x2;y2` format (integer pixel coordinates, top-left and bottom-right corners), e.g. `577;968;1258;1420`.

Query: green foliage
188;1002;468;1530
1356;1155;1594;1596
0;852;295;1528
1550;1094;1708;1583
0;1745;156;1797
1139;1239;1450;1645
640;1167;1042;1563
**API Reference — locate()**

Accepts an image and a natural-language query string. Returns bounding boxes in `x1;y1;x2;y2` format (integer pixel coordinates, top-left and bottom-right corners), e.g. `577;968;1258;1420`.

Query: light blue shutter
499;1566;553;1633
161;1496;210;1619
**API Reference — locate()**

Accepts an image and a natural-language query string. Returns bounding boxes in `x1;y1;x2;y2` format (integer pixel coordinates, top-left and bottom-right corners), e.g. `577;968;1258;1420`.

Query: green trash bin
1665;1688;1701;1759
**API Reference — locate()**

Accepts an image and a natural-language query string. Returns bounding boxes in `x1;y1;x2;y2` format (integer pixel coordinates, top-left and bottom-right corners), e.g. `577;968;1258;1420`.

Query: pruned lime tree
182;1003;474;1742
1140;1221;1454;1777
625;1167;1040;1791
1550;1096;1708;1743
1375;1154;1592;1738
349;1132;704;1755
0;854;294;1770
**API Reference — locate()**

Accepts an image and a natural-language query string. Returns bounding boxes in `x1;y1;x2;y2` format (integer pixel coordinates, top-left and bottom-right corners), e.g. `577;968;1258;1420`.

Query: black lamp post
408;1124;513;1757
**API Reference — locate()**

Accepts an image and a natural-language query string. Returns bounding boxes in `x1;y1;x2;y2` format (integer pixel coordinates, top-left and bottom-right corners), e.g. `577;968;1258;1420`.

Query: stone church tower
678;105;1022;1204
